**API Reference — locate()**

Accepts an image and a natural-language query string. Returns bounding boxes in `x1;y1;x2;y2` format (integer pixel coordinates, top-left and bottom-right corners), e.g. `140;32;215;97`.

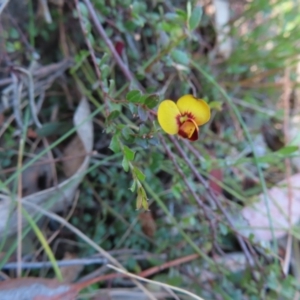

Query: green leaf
276;146;298;156
188;6;202;31
78;2;88;17
129;179;137;192
148;137;159;146
135;137;148;149
139;124;149;135
122;156;129;172
99;53;110;66
136;188;143;210
126;90;142;103
36;122;71;137
107;110;120;122
101;64;110;79
136;185;148;210
186;1;192;21
123;145;135;161
134;167;146;181
138;94;148;104
209;101;223;111
128;102;138;115
144;94;159;109
171;49;189;65
121;127;134;140
108;79;115;94
109;135;120;153
219;223;228;235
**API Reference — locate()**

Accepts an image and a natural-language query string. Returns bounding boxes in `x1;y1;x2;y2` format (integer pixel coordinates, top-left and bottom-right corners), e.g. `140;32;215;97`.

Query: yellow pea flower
157;94;210;141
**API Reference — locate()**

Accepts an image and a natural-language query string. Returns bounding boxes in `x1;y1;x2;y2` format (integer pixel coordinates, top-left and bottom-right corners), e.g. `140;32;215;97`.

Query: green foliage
188;4;203;31
2;0;300;298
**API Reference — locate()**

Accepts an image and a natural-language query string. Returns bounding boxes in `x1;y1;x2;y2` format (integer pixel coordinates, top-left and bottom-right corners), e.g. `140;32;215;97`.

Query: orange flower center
177;115;199;141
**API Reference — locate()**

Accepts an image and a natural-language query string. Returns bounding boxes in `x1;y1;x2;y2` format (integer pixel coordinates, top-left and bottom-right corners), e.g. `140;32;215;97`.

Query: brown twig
0;59;73;87
160;136;223;256
82;0;144;91
138;253;199;278
11;73;23;129
75;0;110;115
170;136;256;266
16;137;25;277
13;67;42;128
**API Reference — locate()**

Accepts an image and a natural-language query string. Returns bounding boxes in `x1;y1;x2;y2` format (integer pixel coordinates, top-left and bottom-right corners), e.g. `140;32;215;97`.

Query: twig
82;0;144;91
75;0;110;115
11;73;23;129
13;67;42;128
17;137;25;277
160;136;223;256
0;59;72;88
170;136;255;266
138;253;199;278
1;257;107;270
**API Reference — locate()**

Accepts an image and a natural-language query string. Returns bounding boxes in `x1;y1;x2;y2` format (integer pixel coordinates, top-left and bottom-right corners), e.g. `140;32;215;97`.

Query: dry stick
282;68;293;275
159;136;223;256
138;253;199;278
16;137;25;277
170;136;255;266
0;59;72;87
82;0;144;91
13;67;42;128
2;257;107;270
11;73;23;129
75;0;109;115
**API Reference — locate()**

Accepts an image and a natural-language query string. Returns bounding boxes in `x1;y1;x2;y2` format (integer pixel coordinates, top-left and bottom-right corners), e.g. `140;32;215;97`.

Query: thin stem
83;0;144;91
17;136;25;277
171;136;255;266
160;136;223;255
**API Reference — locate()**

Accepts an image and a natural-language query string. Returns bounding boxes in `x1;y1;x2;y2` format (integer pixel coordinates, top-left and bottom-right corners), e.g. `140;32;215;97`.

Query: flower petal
178;118;199;141
157;100;180;134
177;94;211;126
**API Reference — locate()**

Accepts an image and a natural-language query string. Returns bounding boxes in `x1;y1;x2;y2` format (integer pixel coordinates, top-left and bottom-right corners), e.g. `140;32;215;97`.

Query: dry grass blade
107;264;206;300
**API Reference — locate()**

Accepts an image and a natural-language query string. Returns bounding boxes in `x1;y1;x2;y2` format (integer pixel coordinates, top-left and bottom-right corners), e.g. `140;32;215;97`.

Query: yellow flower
157;94;210;141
